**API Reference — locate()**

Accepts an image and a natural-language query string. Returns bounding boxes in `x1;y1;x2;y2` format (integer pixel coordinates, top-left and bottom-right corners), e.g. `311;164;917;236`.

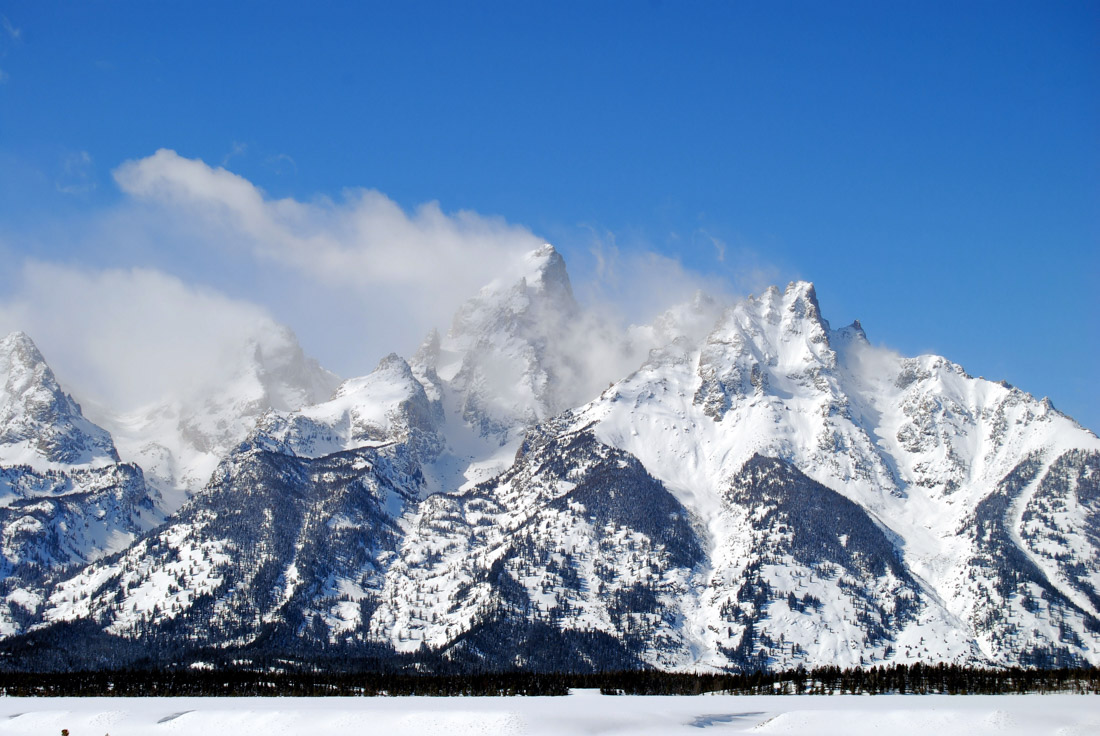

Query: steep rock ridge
945;450;1100;666
1020;451;1100;619
0;464;151;575
431;244;580;439
402;243;631;494
829;327;1100;666
578;277;1100;666
41;439;423;651
588;282;897;526
369;418;705;670
244;349;454;506
252;353;441;461
693;282;899;495
693;455;978;670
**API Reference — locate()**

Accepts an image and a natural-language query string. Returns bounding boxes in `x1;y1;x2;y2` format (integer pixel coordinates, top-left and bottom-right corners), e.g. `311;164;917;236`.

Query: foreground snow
0;691;1096;735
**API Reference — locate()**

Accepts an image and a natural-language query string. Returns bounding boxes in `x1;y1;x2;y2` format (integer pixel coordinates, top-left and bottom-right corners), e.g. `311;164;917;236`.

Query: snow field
0;692;1095;736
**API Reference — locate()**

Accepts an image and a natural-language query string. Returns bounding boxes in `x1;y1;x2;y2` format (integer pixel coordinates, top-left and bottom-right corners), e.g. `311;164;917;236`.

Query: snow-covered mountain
2;248;1099;672
576;281;1100;667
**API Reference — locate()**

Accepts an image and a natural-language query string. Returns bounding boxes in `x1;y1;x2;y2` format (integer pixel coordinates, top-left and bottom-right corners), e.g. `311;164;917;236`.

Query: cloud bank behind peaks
1;149;735;429
0;263;306;414
113;148;543;317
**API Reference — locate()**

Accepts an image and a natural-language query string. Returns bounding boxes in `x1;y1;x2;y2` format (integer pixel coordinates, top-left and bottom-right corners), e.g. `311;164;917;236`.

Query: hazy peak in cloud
0;262;330;413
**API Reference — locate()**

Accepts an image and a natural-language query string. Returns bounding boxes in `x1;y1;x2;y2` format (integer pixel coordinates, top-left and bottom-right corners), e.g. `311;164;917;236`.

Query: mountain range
0;245;1097;673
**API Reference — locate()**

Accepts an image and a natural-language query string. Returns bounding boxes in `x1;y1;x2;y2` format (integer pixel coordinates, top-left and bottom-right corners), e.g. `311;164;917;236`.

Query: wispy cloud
56;150;97;194
695;228;726;262
577;227;732;327
220;141;247;168
265;152;297;175
1;15;21;42
0;14;20;84
0;149;779;419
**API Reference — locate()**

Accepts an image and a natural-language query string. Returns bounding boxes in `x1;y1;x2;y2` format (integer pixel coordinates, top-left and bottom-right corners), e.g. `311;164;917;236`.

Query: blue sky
0;1;1097;430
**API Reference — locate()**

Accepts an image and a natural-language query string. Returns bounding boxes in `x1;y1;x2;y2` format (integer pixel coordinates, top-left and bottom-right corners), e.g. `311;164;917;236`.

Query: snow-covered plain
0;691;1096;736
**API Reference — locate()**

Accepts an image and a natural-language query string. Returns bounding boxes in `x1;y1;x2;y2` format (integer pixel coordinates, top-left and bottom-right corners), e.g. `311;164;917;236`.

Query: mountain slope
41;438;422;653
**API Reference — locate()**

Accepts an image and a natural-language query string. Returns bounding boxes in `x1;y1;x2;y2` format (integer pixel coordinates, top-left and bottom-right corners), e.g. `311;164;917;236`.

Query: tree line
1;662;1098;697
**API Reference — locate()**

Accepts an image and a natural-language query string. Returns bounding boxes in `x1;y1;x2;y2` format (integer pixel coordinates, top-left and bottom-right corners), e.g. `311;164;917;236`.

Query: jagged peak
475;243;572;300
529;242;557;259
783;280;822;317
0;331;120;468
367;354;427;403
1;330;47;368
222;325;340;412
2;331;62;399
411;328;442;372
1;330;37;350
374;352;414;376
833;319;868;346
455;243;576;334
709;279;833;344
333;352;416;400
520;242;573;300
690;289;717;309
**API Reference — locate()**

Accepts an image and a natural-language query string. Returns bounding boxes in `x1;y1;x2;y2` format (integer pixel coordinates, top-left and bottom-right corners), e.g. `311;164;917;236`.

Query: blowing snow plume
112;148;546;368
110;150;739;385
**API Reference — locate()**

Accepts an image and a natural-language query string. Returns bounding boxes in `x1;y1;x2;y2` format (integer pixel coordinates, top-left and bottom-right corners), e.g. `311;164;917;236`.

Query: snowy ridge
252;353;440;460
576;278;1100;667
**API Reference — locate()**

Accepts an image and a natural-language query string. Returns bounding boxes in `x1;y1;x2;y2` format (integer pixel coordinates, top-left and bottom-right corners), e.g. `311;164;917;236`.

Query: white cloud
113;149;541;300
107;150;546;369
0;263;298;412
577;231;733;328
265;152;297;175
695;229;726;262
